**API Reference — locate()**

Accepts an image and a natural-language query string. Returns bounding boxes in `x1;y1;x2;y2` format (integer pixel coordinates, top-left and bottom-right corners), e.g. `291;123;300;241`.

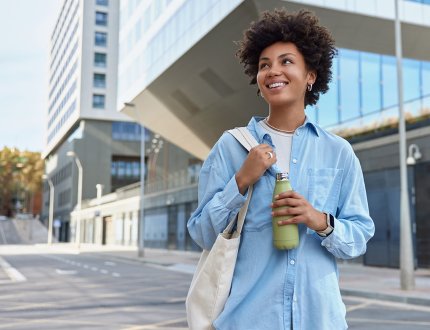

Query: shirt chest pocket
307;168;343;215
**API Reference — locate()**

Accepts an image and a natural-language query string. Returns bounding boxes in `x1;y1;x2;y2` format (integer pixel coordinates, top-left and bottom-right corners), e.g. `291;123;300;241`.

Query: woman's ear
307;70;317;86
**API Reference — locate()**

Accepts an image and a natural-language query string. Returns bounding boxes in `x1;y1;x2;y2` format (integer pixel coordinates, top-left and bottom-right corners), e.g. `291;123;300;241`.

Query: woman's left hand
271;191;327;231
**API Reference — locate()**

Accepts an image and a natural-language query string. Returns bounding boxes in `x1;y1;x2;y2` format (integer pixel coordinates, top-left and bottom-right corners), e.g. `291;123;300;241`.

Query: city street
0;246;429;329
0;250;190;329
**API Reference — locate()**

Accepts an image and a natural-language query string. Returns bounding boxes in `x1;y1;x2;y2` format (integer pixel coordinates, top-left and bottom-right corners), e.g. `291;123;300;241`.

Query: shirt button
290;259;295;265
296;131;300;136
292;158;297;164
293;296;297;302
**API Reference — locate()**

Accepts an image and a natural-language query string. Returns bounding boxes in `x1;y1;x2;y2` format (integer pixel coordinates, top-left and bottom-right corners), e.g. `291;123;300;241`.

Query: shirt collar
246;115;320;141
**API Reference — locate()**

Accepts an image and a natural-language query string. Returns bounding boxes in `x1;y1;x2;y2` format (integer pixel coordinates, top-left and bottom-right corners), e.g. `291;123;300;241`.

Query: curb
340;289;430;307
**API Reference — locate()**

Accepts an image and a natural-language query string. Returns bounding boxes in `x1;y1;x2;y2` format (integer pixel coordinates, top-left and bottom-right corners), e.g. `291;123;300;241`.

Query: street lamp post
42;175;54;245
67;151;83;248
394;0;415;290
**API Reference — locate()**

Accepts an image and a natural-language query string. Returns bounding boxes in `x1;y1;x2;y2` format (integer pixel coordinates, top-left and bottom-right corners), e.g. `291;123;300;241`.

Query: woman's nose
268;67;281;76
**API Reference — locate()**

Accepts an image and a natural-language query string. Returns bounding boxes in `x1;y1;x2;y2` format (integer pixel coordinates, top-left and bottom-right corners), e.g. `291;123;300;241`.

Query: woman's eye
259;63;269;69
282;58;292;65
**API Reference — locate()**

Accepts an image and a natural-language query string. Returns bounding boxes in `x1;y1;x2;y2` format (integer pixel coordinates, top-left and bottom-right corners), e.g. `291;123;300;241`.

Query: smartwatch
316;212;334;237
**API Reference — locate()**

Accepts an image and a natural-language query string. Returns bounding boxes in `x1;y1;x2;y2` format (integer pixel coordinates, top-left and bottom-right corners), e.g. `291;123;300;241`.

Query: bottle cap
276;173;288;181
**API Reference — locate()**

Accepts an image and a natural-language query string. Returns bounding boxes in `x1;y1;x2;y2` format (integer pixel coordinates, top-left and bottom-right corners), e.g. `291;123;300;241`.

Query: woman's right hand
235;144;277;195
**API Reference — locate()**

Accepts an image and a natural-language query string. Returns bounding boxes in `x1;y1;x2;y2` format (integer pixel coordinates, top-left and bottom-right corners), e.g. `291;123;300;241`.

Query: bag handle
224;127;260;235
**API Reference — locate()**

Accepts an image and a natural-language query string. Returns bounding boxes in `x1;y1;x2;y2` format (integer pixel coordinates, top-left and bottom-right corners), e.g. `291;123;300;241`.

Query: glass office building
119;0;430;140
115;0;430;266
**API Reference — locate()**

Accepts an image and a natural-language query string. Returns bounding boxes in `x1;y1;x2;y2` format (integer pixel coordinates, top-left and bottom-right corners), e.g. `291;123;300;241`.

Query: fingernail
274;194;279;199
277;221;282;225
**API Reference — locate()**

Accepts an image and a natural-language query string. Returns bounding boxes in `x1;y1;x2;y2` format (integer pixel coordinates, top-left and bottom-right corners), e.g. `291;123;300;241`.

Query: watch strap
317;212;334;237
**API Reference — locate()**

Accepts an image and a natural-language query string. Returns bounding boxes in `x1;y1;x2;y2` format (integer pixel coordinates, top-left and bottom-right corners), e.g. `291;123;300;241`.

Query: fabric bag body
186;231;240;329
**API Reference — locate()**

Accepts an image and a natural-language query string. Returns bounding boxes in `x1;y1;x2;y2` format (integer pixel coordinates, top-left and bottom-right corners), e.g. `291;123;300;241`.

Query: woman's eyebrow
259;53;296;61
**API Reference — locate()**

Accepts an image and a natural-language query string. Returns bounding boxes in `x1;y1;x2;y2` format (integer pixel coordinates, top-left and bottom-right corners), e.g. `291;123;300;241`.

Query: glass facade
308;49;430;133
111;157;141;191
406;0;430;4
112;122;143;141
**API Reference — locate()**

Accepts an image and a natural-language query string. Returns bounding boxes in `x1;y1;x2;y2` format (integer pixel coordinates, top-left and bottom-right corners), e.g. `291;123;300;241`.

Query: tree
0;147;44;216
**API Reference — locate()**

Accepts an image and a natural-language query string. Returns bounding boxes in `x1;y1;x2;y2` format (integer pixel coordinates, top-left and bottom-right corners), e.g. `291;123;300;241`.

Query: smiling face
257;41;316;109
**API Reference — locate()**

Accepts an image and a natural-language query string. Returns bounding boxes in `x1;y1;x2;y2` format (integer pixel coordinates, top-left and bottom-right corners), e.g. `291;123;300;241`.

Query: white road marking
112;272;120;277
346;301;371;312
100;269;108;274
0;257;26;282
55;269;78;275
91;267;98;271
104;261;116;266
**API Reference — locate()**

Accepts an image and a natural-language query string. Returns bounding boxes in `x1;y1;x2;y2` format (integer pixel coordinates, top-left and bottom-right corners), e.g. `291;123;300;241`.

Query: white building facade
42;0;142;242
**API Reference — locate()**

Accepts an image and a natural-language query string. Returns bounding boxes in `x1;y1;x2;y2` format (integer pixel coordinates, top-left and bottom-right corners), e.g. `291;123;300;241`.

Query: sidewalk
31;244;430;307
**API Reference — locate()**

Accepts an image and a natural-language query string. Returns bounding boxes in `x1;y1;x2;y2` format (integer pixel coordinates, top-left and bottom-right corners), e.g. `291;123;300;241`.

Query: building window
93;94;105;109
96;12;108;26
112;122;143;141
95;32;107;46
188;159;202;184
94;53;107;67
111;157;142;191
93;73;106;88
96;0;108;6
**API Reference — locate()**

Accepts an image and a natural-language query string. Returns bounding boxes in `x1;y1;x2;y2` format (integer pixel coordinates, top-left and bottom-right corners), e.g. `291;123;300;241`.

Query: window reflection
403;59;420;102
361;52;382;115
339;49;360;122
317;57;339;127
382;56;398;109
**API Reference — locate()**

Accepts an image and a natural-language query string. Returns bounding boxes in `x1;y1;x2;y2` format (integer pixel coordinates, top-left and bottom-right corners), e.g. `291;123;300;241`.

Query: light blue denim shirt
187;116;375;330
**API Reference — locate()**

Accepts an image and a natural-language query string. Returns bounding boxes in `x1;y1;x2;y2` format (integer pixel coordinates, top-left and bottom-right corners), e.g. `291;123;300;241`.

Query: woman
187;9;374;329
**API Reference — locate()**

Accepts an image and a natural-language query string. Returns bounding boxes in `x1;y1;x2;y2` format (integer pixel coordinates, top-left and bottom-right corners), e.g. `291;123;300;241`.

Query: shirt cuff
320;217;340;249
219;175;248;211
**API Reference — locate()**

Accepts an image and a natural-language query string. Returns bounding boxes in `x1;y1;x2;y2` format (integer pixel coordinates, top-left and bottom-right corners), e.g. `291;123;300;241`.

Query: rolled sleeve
320;152;375;259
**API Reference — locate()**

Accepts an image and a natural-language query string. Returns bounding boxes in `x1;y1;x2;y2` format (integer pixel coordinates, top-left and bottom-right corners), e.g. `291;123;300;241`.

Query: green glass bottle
272;173;299;250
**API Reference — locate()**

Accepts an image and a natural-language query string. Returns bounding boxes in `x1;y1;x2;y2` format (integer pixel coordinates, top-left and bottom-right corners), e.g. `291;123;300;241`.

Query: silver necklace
264;118;296;134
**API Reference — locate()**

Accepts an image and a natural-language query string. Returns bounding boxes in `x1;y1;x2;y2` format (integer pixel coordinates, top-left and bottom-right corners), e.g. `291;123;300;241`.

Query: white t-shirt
259;120;293;175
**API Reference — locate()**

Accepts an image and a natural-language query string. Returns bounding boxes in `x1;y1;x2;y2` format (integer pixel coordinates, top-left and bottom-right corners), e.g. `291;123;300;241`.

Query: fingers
250;144;277;164
273;190;302;200
271;197;301;209
272;205;304;217
277;215;302;226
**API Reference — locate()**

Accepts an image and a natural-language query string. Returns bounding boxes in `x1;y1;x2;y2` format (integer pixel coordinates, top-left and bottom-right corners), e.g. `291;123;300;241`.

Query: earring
307;84;313;92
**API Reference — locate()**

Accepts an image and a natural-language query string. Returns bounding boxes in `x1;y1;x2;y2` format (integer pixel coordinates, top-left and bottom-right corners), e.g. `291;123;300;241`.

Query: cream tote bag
186;127;259;330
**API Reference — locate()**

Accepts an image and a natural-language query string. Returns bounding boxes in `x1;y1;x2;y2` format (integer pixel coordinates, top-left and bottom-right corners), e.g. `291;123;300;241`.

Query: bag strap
224;127;260;235
227;127;259;152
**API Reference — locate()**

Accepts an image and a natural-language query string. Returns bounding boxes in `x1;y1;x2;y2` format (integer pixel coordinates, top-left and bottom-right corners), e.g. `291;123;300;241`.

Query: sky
0;0;62;152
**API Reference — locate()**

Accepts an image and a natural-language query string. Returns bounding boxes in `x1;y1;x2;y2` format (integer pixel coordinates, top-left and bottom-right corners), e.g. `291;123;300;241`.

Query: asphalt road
0;251;429;329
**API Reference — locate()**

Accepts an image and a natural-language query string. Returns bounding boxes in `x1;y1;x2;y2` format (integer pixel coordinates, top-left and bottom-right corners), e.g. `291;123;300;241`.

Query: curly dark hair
236;9;337;106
